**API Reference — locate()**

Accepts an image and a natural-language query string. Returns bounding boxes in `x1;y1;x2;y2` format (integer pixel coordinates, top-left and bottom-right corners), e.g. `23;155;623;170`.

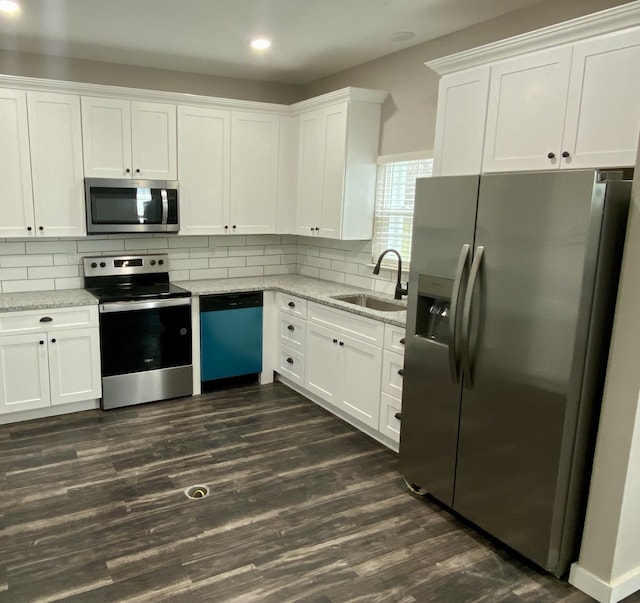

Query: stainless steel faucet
373;249;408;300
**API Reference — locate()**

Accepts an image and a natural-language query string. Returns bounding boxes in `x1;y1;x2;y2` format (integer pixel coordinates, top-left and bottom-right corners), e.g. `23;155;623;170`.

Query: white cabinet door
0;88;35;238
48;328;101;406
0;333;50;414
177;105;231;235
131;101;177;180
27;91;86;237
296;109;323;235
562;27;640;169
81;97;132;178
229;112;279;234
339;332;382;429
305;322;341;405
483;46;572;172
433;66;491;176
319;103;348;238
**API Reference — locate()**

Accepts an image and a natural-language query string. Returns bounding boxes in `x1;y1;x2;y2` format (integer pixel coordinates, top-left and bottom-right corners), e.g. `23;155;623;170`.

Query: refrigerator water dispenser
415;274;453;345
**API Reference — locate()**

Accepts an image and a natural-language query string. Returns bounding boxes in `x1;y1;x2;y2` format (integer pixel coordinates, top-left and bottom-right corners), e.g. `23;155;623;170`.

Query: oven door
85;178;179;234
98;298;192;409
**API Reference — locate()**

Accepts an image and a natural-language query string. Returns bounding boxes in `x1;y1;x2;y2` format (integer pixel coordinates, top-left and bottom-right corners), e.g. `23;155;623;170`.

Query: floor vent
184;485;209;500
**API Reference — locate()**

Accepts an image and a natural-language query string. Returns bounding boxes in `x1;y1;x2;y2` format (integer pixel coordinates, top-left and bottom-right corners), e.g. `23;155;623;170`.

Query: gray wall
0;50;303;104
302;0;632;156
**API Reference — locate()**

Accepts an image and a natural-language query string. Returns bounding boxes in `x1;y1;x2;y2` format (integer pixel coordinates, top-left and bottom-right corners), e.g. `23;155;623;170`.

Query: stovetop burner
83;253;191;303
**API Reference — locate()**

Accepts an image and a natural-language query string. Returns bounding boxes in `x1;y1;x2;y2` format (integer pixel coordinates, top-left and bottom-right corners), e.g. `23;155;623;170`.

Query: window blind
372;155;433;267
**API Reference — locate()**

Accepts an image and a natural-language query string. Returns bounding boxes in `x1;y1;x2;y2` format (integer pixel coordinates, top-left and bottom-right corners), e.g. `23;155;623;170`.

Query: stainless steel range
83;253;193;410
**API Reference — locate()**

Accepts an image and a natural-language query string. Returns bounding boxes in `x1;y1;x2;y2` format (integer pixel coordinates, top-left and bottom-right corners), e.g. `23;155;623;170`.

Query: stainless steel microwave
85;178;179;234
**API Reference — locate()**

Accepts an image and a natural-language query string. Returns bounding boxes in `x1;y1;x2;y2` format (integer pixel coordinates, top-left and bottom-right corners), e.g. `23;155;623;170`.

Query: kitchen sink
331;294;406;312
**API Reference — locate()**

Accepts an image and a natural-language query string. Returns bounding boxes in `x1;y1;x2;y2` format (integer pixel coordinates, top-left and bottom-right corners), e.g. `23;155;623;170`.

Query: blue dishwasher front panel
200;297;263;381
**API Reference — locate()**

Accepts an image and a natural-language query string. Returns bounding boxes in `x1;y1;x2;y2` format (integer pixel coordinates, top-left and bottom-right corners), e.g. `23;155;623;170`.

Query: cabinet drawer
277;345;305;387
308;302;383;346
379;392;401;443
381;349;404;399
384;323;406;355
278;313;306;352
277;293;307;319
0;306;98;335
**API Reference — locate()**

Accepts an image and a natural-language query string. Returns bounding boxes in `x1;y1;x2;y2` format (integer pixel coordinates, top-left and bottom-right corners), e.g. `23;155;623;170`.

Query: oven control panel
83;254;168;277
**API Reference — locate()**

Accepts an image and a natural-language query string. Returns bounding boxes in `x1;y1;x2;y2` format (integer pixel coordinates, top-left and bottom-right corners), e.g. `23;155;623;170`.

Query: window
371;152;433;267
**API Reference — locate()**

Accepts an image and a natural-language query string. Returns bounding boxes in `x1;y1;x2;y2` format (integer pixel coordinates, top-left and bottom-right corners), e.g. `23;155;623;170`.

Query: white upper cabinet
433;65;491;176
0;88;84;238
482;46;573;172
428;4;640;173
177;105;231;235
27;91;85;237
82;97;177;180
562;27;640;169
229;111;280;234
293;89;386;240
0;88;34;238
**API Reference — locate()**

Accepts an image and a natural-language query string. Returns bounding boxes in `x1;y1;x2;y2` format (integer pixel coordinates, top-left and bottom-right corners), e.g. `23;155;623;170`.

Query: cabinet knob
315;227;320;231
232;225;236;230
288;301;295;308
397;368;404;376
39;226;44;231
287;325;295;331
333;338;338;344
310;227;314;232
547;152;556;159
27;226;32;232
125;168;131;173
286;357;294;364
224;225;229;230
339;341;344;347
394;412;402;421
39;340;44;345
399;337;405;345
51;338;56;343
39;316;53;323
135;168;141;173
562;151;570;158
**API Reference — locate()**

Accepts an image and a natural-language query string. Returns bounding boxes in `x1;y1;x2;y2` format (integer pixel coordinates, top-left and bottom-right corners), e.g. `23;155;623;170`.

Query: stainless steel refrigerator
399;169;632;577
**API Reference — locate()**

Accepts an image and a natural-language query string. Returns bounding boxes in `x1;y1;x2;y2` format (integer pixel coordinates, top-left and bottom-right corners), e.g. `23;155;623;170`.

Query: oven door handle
100;298;191;313
161;189;169;225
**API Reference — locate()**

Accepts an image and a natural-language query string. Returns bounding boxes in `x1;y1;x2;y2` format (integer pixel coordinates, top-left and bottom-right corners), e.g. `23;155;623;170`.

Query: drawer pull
397;369;404;376
287;325;295;331
39;316;53;323
339;341;344;347
333;338;338;344
288;301;295;308
399;337;405;345
286;357;294;364
394;412;402;421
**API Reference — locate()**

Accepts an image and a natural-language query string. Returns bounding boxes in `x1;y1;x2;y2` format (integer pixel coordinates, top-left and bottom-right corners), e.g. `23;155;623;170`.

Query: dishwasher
200;292;263;384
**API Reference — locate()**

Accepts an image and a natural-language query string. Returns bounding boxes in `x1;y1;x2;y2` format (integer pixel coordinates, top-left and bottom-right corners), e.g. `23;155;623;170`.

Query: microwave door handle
161;189;168;225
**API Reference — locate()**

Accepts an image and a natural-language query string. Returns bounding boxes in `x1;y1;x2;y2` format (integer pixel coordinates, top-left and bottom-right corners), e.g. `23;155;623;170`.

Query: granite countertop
176;274;407;327
0;289;99;313
0;275;407;327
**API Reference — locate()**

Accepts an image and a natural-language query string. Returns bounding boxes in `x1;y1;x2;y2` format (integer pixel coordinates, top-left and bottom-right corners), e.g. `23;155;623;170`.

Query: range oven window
100;304;192;377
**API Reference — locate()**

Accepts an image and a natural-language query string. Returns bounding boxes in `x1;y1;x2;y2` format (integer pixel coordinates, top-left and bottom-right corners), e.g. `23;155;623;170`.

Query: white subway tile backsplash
77;239;125;252
1;254;53;268
0;234;401;295
229;266;263;278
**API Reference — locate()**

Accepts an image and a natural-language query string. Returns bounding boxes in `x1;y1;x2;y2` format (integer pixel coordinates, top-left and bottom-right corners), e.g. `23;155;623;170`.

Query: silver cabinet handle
461;246;484;389
448;244;470;385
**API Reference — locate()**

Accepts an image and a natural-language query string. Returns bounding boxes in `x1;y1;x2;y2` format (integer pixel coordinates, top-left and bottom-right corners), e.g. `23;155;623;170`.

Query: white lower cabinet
0;306;101;415
378;324;406;446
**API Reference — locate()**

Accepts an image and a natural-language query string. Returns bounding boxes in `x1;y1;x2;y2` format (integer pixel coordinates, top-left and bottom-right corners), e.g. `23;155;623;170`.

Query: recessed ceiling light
0;0;20;13
251;38;272;51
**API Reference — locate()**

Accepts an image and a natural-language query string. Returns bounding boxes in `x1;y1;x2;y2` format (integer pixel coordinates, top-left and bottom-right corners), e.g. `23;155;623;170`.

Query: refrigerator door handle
461;245;484;389
448;244;470;384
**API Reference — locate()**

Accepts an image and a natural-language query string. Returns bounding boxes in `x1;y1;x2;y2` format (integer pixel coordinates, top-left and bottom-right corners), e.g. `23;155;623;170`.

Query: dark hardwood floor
0;382;635;602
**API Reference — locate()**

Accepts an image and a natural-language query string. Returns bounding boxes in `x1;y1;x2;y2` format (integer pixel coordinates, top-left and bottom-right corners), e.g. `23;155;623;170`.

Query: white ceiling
0;0;545;84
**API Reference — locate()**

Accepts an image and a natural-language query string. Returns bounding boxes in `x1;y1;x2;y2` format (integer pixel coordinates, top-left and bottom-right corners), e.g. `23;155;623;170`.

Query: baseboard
0;399;100;425
570;562;640;603
276;374;399;453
